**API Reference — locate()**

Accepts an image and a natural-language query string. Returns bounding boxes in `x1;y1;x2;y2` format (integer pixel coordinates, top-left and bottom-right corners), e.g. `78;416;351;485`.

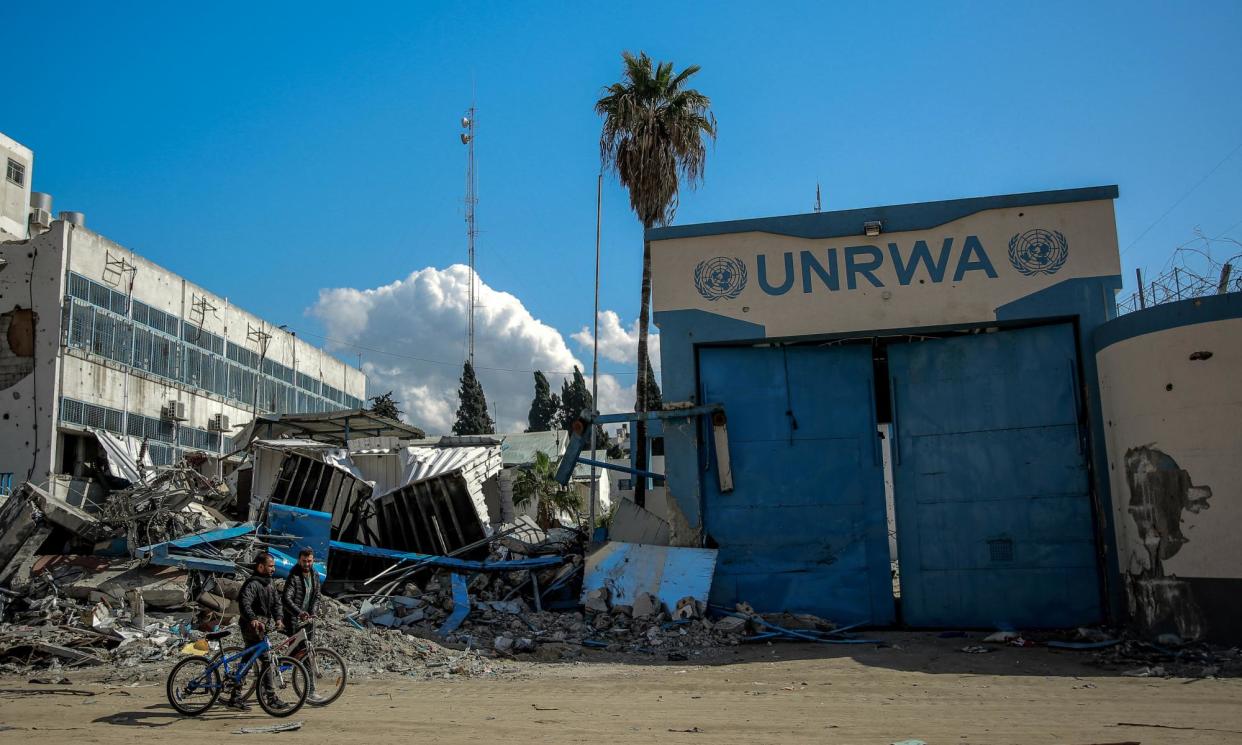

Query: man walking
228;552;282;711
281;548;320;649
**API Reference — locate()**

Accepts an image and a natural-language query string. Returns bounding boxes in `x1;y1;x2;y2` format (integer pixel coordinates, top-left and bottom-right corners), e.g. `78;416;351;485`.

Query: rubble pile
1090;636;1242;678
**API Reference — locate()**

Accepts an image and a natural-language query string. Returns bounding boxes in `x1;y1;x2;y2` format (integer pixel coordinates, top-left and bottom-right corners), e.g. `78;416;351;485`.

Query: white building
0;132;366;501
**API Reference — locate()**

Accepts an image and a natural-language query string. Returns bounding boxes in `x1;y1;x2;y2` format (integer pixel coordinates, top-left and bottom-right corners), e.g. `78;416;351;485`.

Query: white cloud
309;265;636;435
571;310;661;371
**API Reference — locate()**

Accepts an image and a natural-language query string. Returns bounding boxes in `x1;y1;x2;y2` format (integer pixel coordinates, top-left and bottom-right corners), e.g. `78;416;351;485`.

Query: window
6;159;24;187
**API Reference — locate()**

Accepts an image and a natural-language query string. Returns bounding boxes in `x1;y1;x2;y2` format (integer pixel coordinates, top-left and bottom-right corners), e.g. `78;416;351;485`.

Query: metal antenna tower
461;107;478;367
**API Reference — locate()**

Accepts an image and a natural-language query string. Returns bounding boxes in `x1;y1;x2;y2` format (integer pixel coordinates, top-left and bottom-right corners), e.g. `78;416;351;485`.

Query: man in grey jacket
281;548;320;646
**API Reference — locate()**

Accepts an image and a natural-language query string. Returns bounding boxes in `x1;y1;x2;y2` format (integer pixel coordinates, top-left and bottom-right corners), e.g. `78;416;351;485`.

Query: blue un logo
694;257;748;300
1008;229;1069;276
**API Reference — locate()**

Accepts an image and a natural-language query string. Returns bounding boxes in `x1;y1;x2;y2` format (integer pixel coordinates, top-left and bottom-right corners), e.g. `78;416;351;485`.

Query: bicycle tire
166;656;221;716
215;645;260;703
257;655;309;718
302;647;348;706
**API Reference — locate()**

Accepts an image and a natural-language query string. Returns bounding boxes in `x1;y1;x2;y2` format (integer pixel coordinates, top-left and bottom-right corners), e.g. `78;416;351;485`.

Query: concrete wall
0;223;70;486
0;133;33;241
1095;293;1242;641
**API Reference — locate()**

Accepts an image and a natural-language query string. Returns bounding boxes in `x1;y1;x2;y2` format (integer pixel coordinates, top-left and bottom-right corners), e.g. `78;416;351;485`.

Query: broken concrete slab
0;492;42;578
632;592;663;620
584;586;610;614
31;555;190;609
580;542;717;614
608;499;671;546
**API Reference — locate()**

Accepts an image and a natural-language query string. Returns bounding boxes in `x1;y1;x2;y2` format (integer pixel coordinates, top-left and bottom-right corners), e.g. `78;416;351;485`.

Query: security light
864;221;882;237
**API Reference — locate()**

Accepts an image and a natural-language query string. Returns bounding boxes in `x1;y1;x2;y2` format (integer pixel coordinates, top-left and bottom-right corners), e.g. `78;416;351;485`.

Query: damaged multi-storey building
0;131;368;510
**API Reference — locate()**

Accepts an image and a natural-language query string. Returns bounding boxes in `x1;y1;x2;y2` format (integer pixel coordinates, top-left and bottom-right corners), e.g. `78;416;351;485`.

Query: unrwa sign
692;229;1070;300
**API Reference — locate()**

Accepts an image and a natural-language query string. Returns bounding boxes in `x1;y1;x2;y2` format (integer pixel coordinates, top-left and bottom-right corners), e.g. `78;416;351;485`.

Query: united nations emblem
1008;229;1069;276
693;256;748;301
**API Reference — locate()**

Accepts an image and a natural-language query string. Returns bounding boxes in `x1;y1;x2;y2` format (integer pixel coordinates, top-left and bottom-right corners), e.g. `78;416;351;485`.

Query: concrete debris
632;592;662;620
233;721;304;734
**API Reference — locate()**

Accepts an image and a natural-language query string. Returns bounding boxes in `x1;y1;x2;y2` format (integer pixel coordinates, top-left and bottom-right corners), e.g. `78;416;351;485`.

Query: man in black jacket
281;548;320;648
228;552;282;711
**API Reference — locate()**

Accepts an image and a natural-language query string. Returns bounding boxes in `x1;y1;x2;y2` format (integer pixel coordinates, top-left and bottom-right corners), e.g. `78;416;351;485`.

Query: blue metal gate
888;323;1101;628
699;345;893;624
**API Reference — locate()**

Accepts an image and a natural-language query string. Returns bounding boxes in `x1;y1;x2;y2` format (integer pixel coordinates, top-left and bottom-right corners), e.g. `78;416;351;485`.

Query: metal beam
328;540;566;571
592;403;723;425
576;457;663;480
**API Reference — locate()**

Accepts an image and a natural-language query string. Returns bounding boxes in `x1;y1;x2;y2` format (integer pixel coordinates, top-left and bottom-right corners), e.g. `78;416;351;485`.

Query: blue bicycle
166;629;309;717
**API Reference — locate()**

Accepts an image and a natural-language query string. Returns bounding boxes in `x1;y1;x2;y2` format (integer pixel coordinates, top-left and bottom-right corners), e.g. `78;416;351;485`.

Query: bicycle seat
204;629;232;641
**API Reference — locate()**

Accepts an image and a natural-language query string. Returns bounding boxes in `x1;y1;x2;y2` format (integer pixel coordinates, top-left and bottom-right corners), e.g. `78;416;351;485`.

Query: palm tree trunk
634;238;652;509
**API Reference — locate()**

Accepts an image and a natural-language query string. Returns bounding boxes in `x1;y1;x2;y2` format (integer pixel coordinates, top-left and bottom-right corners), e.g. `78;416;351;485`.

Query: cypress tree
452;361;495;435
526;371;560;432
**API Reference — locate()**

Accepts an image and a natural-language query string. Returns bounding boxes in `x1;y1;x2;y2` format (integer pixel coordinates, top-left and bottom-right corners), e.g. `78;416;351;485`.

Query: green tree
452;361;495;435
558;368;613;453
596;51;715;507
635;358;663;412
367;391;402;420
513;450;583;528
558;367;592;430
526;371;560;432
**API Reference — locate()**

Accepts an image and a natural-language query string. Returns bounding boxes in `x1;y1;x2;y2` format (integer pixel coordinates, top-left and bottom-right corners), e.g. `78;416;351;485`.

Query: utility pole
589;172;602;533
461;107;478;367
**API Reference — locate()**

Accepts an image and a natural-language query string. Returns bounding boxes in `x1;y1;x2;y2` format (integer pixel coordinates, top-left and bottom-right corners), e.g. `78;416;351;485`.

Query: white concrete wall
1097;312;1242;638
0;223;70;485
0;133;33;241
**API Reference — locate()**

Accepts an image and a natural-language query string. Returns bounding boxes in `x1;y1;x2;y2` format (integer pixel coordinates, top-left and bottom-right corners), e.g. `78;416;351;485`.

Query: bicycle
166;629;310;717
216;622;348;706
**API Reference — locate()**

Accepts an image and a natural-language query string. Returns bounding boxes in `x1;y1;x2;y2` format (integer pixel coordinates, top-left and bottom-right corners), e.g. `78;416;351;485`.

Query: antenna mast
461;107;478;367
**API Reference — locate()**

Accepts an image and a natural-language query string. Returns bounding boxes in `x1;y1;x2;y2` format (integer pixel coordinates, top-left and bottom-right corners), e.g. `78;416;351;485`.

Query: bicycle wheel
166;656;221;716
256;655;309;718
215;646;261;704
301;647;348;706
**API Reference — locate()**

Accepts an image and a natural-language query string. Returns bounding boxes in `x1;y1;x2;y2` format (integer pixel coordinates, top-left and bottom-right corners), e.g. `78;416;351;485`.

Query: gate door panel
699;345;893;625
888;323;1101;628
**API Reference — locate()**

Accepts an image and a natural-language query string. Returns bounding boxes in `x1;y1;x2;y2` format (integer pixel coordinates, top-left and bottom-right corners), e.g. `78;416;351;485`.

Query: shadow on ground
92;703;264;728
523;630;1172;679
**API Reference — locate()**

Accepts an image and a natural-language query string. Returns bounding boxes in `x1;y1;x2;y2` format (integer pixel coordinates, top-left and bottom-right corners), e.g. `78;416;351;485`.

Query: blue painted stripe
647;185;1119;241
1094;292;1242;352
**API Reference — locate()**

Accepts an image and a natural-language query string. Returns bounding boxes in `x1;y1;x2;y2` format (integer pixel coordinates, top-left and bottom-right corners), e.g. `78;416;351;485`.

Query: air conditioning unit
162;400;187;421
208;413;230;432
28;208;51;230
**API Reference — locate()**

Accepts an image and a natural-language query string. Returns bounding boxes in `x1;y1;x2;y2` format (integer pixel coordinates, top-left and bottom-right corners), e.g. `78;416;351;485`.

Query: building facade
0;133;365;499
648;186;1125;631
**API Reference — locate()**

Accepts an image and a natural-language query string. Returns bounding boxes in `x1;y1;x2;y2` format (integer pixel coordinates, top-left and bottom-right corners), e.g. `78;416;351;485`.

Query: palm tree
596;51;716;507
513;451;583;528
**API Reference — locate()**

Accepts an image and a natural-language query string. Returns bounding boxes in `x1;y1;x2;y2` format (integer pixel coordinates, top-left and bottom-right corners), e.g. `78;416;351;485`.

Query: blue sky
5;1;1241;429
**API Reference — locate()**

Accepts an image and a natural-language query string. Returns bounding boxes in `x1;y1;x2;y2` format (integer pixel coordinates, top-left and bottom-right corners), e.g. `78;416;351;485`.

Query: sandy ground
2;632;1240;744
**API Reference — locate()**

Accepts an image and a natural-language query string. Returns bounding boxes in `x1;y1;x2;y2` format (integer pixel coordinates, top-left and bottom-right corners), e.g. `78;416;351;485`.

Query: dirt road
3;633;1240;744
